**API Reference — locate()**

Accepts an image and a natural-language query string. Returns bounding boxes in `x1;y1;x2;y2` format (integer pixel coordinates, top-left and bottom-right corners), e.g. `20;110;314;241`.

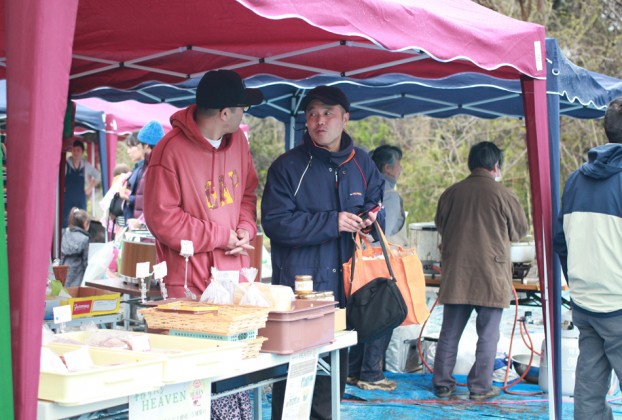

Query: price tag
136;261;151;278
180;240;194;257
53;305;72;324
153;261;167;279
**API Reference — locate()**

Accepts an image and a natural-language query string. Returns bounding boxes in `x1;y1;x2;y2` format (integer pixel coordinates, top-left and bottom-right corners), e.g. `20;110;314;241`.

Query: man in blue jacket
554;96;622;420
262;86;384;419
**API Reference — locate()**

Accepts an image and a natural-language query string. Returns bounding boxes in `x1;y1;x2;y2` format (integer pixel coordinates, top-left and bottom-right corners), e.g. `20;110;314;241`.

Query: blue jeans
348;331;392;382
573;309;622;420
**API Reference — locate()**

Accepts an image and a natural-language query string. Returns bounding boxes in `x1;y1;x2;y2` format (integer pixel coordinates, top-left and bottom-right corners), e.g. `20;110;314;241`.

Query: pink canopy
1;0;553;418
75;98;176;186
75;98;175;133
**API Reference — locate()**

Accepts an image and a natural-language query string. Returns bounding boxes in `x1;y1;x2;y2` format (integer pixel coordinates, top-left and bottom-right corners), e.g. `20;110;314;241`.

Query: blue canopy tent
70;38;622;413
1;81;110;193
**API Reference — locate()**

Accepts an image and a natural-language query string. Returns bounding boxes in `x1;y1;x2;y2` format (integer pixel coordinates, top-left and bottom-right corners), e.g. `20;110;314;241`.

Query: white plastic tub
50;330;245;383
39;344;164;405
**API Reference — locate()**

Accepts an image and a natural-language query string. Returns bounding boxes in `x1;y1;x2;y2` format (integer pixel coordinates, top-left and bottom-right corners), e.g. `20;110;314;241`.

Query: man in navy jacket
262;86;384;419
554;97;622;420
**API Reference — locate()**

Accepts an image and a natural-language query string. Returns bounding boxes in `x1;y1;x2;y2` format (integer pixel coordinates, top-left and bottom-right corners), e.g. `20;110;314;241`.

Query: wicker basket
243;337;268;359
140;303;270;336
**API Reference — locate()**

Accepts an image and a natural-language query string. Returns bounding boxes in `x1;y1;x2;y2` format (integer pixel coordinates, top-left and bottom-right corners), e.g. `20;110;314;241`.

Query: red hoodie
144;105;258;297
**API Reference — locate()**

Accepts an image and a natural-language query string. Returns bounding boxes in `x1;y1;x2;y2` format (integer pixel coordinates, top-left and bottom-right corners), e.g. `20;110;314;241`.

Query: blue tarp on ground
261;373;622;419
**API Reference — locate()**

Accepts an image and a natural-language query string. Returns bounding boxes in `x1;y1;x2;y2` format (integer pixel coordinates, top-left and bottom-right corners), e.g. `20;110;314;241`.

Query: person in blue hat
121;120;165;228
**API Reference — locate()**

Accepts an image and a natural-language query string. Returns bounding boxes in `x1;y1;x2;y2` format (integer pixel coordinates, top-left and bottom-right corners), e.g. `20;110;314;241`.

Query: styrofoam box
39;344;165;405
52;331;246;383
259;300;336;355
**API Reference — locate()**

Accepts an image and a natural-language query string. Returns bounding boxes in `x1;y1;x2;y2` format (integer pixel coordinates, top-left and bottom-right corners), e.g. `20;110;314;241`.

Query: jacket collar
302;131;355;166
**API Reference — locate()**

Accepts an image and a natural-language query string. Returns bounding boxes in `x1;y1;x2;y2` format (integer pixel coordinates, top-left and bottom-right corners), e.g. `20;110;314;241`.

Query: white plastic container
39;344;165;405
539;328;580;396
408;222;441;262
50;330;245;383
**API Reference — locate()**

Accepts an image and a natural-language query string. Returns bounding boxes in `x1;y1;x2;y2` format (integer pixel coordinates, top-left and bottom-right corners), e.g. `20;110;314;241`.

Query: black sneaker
433;384;456;398
469;386;501;401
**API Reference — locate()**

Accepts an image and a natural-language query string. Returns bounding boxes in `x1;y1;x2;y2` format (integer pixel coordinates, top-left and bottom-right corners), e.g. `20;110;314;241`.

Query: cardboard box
334;308;346;332
61;287;120;319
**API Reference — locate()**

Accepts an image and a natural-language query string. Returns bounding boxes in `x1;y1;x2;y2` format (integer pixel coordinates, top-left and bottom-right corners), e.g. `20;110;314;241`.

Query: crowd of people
56;67;622;419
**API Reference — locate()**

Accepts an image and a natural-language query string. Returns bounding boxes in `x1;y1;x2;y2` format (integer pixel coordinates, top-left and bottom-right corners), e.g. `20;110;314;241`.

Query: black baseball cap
300;85;350;112
196;70;263;109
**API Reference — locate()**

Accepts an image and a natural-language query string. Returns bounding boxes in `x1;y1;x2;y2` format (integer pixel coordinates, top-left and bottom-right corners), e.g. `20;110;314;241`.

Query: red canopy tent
1;0;553;418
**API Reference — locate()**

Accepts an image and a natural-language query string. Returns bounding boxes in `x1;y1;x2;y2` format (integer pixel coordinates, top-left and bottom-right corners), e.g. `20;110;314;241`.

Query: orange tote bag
343;224;430;325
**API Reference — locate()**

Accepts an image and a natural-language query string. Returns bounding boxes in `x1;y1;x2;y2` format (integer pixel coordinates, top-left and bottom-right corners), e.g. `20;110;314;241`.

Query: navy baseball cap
196;70;263;109
300;86;350;112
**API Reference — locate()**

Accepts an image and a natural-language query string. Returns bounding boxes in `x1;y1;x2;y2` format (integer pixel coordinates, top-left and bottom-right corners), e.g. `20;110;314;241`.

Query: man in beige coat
432;141;528;401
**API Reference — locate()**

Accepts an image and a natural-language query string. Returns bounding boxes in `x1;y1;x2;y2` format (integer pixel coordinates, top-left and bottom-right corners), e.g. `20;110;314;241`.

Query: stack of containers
140;302;270;358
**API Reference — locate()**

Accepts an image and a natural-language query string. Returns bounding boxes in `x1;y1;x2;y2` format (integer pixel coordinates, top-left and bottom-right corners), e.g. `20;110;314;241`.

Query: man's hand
338;208;378;233
225;228;255;256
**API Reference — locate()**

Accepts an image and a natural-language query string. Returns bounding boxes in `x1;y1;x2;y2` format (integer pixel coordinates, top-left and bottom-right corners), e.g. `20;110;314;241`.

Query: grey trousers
432;304;503;394
573;309;622;420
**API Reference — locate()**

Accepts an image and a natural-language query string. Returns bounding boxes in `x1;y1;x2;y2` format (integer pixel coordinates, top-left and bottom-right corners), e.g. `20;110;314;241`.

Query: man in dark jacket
554;97;622;419
262;86;385;419
432;141;528;401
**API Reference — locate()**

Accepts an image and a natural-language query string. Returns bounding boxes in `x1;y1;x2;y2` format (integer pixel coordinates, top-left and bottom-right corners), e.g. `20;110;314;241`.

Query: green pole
0;144;14;418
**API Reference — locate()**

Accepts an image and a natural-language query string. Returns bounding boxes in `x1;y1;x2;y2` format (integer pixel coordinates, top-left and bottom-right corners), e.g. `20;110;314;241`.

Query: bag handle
348;220;396;297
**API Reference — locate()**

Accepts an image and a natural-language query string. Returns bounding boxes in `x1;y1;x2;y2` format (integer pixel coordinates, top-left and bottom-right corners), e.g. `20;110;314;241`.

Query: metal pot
512;353;540;384
511;242;536;263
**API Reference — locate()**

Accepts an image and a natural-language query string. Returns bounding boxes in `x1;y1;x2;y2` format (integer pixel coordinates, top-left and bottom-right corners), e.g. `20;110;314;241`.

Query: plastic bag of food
200;278;233;304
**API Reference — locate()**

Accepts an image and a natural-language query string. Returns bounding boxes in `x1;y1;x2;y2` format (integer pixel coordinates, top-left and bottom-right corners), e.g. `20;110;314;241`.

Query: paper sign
136;262;151;278
180;240;194;257
62;346;94;372
153;261;167;279
129;380;210;419
53;305;72;324
282;349;318;420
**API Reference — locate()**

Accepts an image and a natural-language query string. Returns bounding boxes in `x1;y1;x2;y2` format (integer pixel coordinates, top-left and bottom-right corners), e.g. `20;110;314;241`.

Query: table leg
253;386;262;420
331;349;340;420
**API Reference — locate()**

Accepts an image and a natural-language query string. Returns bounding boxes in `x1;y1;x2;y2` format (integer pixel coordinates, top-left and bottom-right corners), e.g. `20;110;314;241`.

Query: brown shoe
357;378;397;391
469;386;501;401
346;376;359;386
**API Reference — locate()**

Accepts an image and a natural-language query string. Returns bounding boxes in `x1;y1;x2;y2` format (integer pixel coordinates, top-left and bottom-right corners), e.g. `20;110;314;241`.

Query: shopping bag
343;221;430;326
109;192;125;217
346;221;408;342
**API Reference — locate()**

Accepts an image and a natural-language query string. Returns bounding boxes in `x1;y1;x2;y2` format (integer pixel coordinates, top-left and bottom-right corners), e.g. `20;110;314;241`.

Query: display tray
39;344;164;405
258;300;337;355
49;330;246;383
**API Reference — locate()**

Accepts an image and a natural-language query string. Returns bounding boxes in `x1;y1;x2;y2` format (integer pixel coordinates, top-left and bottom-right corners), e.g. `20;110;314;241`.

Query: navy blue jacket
554;143;622;316
261;132;385;306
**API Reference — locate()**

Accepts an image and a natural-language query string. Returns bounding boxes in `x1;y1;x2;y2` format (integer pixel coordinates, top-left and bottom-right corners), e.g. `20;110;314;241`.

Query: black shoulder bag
346;220;408;343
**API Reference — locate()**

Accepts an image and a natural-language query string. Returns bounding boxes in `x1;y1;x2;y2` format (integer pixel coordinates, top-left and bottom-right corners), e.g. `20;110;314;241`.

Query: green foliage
244;1;621;233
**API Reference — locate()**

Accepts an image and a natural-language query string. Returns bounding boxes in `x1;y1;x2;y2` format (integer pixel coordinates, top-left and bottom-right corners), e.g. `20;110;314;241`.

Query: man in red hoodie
144;70;263;298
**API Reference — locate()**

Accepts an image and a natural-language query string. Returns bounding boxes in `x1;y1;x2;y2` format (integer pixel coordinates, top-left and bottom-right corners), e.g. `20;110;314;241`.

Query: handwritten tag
180;240;194;257
53;305;72;324
153;261;167;279
136;262;150;278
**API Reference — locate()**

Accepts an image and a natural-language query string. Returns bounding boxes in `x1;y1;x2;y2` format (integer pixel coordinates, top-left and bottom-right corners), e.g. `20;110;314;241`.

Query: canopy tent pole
545;37;564;420
6;1;79;418
0;149;13;419
520;76;558;420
